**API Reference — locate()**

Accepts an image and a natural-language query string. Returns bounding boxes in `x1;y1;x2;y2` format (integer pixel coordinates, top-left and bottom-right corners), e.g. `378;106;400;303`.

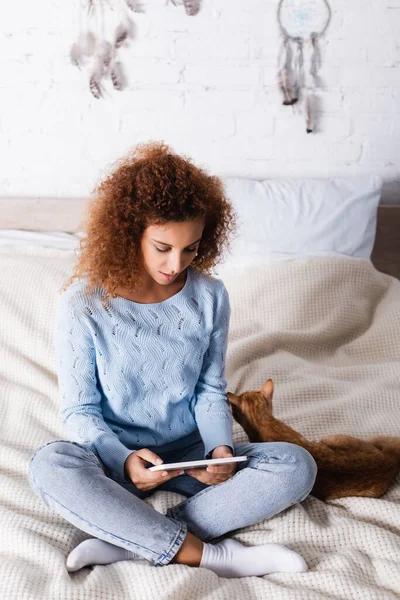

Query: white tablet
148;456;248;472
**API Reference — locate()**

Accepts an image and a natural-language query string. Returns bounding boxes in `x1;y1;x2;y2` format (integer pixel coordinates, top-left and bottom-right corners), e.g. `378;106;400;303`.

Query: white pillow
219;175;382;269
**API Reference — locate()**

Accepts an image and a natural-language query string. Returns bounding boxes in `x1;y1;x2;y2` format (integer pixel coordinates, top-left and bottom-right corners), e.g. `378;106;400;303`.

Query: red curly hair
60;141;237;301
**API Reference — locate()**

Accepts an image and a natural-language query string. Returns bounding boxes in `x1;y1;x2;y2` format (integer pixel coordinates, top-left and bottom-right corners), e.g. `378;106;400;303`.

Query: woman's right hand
124;448;184;491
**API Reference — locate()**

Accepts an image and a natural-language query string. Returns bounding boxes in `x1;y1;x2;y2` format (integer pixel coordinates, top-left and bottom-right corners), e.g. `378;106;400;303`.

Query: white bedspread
1;245;399;599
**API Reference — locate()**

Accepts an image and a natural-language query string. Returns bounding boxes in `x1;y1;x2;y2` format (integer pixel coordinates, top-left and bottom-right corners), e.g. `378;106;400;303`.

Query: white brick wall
1;0;400;202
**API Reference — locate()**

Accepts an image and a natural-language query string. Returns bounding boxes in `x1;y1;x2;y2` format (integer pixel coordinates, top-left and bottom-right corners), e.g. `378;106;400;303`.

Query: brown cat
227;379;400;501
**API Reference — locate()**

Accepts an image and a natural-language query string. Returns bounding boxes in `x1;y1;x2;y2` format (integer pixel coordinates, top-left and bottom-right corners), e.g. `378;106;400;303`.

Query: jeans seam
168;468;241;519
169;452;315;519
251;450;317;501
29;440;61;467
29;440;103;471
168;451;279;517
155;520;188;566
29;474;162;563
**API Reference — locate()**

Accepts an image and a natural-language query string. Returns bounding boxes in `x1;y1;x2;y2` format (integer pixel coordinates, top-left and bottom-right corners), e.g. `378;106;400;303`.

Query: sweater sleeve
54;293;133;480
194;281;234;459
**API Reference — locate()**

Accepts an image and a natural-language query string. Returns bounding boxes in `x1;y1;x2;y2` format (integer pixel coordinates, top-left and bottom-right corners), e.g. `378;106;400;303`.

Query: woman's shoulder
190;268;228;301
56;277;104;314
191;267;225;287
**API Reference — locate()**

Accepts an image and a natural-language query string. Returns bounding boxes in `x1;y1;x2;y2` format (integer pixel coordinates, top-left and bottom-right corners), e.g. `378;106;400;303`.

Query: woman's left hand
186;445;237;485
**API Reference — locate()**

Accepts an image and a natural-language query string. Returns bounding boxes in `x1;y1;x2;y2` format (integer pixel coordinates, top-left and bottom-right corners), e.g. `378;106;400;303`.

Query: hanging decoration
276;0;331;133
70;0;201;99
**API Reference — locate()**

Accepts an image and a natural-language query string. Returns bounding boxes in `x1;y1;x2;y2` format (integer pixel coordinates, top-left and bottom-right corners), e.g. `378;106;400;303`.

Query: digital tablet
148;456;248;472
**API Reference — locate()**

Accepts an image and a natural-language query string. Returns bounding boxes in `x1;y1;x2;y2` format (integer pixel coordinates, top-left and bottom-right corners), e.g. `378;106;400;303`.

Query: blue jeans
28;438;317;567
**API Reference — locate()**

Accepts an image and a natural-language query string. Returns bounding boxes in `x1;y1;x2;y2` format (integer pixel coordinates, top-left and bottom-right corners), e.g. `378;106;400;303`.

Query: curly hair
60;141;237;301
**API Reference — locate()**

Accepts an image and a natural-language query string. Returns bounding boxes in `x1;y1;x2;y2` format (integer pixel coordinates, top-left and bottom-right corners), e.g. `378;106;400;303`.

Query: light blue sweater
54;266;234;480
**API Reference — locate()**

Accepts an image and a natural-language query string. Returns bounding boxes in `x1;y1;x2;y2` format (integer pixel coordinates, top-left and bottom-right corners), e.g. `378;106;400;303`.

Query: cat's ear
227;391;240;406
261;379;274;398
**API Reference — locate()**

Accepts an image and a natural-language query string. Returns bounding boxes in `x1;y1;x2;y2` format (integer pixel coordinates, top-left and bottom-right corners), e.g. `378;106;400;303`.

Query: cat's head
227;379;274;442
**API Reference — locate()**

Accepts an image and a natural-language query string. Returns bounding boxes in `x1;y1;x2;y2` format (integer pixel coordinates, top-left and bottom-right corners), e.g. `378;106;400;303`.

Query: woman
28;141;317;578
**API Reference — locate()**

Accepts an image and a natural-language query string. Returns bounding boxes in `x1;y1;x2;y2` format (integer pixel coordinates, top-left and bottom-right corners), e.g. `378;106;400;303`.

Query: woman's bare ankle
172;532;204;567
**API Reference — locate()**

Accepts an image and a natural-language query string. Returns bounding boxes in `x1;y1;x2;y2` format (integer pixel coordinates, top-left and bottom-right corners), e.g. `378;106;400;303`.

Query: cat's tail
368;436;400;466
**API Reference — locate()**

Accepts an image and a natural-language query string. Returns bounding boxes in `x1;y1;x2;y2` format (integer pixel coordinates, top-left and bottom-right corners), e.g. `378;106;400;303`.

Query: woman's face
140;218;205;286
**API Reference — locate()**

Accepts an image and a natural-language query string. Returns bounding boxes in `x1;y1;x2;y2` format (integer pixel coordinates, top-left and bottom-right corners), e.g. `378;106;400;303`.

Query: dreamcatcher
70;0;201;99
276;0;331;133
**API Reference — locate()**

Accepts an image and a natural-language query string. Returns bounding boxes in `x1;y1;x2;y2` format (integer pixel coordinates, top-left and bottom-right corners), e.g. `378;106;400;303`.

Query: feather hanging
115;23;129;48
125;17;136;40
306;89;313;133
87;0;95;17
110;61;126;90
169;0;201;14
89;69;103;99
277;37;298;105
78;31;96;57
284;38;298;103
306;34;324;133
183;0;201;16
276;0;331;134
293;38;304;100
98;40;114;75
125;0;144;12
70;42;84;68
310;33;323;89
277;69;293;105
72;0;202;97
277;38;290;104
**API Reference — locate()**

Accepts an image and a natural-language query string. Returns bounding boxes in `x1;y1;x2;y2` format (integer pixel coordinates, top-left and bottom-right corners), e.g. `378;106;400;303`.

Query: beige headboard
0;197;88;233
1;198;399;279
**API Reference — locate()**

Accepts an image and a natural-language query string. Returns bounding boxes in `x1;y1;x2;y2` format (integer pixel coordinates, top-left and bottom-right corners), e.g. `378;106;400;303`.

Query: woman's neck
115;269;187;304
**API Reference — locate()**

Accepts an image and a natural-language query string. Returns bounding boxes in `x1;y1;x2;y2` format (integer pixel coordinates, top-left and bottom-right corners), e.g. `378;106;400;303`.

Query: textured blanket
1;246;399;599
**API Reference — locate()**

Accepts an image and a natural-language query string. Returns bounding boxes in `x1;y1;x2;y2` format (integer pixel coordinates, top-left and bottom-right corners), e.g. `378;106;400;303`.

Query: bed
1;180;400;600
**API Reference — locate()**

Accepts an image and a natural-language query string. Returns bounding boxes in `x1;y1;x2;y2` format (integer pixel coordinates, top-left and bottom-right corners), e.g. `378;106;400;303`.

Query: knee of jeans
28;440;95;488
284;443;317;494
254;442;317;494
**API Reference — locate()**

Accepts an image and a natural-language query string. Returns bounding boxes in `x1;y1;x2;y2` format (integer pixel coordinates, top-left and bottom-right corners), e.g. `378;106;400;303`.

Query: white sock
199;538;308;578
66;538;137;572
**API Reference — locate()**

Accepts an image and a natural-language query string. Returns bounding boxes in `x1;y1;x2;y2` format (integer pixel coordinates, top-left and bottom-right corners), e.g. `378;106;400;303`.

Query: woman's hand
124;448;184;492
186;445;237;485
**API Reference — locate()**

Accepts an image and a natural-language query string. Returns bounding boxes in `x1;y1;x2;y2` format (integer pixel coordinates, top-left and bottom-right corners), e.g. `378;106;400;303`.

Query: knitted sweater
54;266;234;480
